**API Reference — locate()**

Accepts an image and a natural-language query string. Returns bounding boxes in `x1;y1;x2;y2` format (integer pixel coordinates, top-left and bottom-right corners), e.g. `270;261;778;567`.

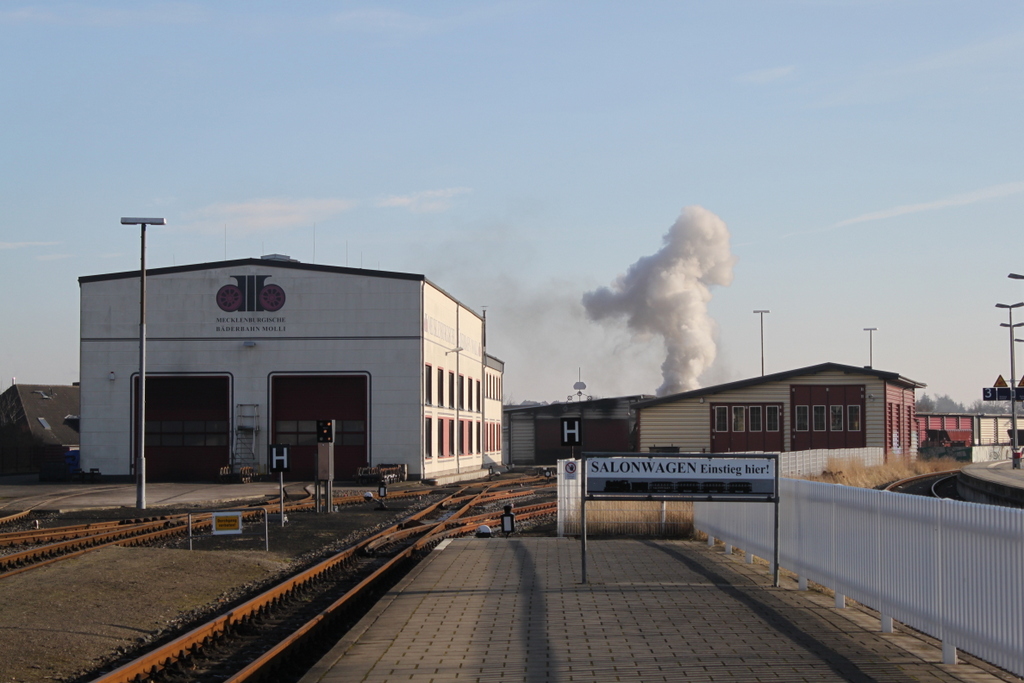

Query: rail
85;480;556;683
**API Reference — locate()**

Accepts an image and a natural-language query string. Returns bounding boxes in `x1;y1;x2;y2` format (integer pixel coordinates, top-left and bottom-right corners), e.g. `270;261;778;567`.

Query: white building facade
78;256;503;481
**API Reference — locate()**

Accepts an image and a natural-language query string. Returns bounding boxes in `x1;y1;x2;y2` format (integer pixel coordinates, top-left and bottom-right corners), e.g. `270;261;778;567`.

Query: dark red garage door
140;376;230;482
271;374;368;480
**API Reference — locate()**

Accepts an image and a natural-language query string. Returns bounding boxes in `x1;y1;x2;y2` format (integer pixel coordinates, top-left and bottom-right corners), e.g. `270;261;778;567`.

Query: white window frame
813;405;827;432
830;405;843;431
749;406;763;432
715;406;729;432
795;405;809;431
848;405;862;432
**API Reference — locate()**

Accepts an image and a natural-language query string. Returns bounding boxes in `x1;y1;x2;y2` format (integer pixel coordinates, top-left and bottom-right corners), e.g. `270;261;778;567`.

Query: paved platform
301;538;1010;683
0;474;285;512
958;460;1024;507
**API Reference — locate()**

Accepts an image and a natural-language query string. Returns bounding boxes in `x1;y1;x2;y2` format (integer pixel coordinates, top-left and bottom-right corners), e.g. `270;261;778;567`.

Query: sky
2;1;1024;407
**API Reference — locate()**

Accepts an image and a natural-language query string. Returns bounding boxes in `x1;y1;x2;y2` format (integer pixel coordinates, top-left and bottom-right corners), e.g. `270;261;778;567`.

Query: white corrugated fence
696;479;1024;677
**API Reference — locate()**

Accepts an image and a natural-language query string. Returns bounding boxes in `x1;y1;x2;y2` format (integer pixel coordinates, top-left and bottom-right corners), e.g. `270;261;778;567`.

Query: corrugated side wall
508;413;535;467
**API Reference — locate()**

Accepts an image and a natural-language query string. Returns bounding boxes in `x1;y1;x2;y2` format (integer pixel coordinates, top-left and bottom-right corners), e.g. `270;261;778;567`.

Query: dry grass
562;499;694;537
804;455;965;489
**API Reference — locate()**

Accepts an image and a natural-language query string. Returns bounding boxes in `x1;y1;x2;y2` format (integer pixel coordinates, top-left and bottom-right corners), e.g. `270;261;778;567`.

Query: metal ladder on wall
233;404;260;473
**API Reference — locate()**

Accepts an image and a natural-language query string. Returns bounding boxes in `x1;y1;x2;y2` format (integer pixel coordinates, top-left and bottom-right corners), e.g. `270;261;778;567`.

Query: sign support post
773;460;781;587
279;472;285;526
581;451;588;585
269;444;290;527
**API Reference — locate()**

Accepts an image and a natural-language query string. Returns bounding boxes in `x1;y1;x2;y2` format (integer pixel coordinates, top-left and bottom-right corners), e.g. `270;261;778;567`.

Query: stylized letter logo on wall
216;275;286;312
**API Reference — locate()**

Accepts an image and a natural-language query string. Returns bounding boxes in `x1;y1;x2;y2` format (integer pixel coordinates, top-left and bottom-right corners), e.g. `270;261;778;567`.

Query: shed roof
0;384;80;446
634;362;925;410
78;257;486;323
503;395;653;417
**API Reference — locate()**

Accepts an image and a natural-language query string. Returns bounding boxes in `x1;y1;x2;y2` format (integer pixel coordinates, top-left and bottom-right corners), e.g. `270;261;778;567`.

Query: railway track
884;469;962;498
0;488;437;579
82;478;556;683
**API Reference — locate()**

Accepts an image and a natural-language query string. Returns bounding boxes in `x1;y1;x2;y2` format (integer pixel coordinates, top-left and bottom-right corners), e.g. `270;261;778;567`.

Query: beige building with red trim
635;363;923;457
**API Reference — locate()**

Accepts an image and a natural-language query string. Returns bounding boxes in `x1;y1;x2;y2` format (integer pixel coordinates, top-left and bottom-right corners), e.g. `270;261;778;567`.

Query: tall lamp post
997;302;1024;469
863;328;877;368
122;217;166;509
753;310;770;376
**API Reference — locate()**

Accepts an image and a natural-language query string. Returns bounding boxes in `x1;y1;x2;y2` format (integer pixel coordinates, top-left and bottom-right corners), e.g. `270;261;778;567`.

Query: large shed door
139;376;230;482
790;385;866;451
709;403;784;453
271;375;368;480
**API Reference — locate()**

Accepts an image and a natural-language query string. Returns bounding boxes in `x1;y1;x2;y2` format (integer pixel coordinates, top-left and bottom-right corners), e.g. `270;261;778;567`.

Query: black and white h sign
560;417;582;447
269;444;290;473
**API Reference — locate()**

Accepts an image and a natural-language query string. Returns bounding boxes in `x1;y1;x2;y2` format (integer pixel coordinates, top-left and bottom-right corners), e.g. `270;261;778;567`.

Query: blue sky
2;1;1024;406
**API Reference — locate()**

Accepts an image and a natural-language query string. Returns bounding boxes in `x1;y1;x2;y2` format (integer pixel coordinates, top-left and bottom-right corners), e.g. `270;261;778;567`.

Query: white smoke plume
582;206;736;396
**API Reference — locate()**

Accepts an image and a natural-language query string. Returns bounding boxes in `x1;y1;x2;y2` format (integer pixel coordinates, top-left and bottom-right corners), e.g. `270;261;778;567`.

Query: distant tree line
915;392;1009;415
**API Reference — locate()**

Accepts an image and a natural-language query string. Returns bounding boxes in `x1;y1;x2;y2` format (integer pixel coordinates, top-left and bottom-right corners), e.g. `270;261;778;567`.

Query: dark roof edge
78;258;425;285
634;362;925;409
502;394;654;413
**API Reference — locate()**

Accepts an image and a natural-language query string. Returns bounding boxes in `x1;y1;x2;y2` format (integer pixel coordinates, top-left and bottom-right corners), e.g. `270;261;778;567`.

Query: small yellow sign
994;375;1009;388
212;512;243;535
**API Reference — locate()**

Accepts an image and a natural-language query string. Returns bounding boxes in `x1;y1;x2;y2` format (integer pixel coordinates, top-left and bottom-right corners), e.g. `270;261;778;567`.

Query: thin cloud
328;9;439;35
833;181;1024;229
327;4;520;36
818;30;1024;108
736;65;796;84
0;4;207;26
0;241;59;250
753;180;1024;246
36;253;74;261
376;187;471;213
183;197;357;236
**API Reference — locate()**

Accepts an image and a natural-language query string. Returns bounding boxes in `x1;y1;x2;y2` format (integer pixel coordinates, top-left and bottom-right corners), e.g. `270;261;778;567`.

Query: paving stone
299;538;1015;683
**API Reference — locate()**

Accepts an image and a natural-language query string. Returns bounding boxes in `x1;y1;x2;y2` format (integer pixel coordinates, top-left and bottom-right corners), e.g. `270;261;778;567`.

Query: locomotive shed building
78;255;503;482
634;362;924;462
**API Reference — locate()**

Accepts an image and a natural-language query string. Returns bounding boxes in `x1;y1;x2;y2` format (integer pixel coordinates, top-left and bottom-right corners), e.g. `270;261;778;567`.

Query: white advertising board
585;454;778;499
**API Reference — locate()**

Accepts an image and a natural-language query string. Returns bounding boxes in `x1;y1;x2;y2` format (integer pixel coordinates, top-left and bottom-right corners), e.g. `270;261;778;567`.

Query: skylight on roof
37;417;52;430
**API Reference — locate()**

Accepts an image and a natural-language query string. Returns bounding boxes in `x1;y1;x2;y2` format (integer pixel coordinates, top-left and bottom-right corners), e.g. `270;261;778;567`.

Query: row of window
714;405;863;433
424;364;483;412
145;420;228;447
144;419;369;448
485;373;502;401
274;419;367;446
794;405;861;432
424;417;501;458
713;406;781;433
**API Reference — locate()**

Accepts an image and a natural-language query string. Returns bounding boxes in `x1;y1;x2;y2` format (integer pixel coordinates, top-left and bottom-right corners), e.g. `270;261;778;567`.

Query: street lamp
753;310;770;376
121;217;166;509
863;328;877;368
997;302;1024;469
